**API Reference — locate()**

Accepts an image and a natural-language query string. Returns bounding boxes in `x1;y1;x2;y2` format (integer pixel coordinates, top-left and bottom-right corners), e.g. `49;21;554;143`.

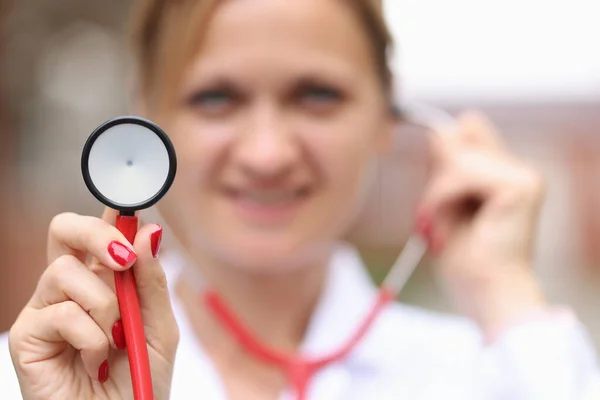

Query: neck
176;249;331;359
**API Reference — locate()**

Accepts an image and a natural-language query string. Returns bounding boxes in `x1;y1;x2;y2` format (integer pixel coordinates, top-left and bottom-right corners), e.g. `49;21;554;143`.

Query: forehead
184;0;377;82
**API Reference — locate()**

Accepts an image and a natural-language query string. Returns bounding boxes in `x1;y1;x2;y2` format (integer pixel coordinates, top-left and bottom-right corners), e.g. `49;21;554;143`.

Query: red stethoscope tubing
117;216;424;400
203;287;396;400
116;229;424;400
115;215;154;400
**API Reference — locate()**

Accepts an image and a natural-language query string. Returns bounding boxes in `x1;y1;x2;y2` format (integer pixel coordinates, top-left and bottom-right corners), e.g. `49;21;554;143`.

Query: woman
1;0;599;399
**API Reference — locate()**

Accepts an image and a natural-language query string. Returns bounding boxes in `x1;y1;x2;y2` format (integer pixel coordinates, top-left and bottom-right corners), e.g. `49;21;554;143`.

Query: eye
295;83;343;114
303;86;340;101
187;88;238;115
300;85;341;103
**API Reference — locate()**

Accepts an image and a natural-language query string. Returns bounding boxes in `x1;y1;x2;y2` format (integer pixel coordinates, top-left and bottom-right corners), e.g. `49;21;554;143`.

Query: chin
214;230;329;275
189;197;348;274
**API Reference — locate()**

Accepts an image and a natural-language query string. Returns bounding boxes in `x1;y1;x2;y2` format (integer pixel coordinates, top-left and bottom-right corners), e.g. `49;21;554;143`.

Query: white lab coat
1;244;599;399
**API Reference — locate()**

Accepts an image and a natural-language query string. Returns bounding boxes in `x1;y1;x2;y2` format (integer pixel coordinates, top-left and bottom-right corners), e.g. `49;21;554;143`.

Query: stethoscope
81;117;177;400
81;103;457;400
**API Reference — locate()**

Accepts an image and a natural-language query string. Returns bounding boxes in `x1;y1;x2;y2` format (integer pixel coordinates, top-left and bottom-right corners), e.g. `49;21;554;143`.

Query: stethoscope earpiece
398;102;458;132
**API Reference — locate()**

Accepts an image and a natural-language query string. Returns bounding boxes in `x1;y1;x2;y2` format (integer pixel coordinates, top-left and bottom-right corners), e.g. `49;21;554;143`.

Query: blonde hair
130;0;394;109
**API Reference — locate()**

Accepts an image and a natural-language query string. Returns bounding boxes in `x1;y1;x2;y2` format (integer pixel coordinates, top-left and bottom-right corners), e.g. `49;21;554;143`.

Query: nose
233;106;299;180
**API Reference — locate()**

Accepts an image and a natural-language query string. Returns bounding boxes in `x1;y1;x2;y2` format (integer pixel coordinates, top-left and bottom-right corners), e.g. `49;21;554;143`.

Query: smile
222;186;313;224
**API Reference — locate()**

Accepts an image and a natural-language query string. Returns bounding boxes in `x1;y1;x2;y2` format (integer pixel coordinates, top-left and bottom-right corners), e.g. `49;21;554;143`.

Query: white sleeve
480;312;600;400
0;332;24;399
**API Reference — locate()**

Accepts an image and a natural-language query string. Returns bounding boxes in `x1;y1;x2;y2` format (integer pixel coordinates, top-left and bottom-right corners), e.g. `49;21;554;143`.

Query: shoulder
381;301;481;343
0;331;23;399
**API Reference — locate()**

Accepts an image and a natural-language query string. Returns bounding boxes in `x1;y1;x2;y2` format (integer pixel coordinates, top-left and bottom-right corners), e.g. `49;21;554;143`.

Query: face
155;0;393;273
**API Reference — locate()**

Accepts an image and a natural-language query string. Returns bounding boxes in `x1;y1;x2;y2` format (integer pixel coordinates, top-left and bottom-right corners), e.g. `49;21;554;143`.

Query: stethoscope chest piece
81;116;177;213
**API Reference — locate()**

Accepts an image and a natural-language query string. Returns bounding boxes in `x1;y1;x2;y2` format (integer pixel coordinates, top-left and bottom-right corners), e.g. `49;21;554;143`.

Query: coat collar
299;244;381;359
161;242;385;393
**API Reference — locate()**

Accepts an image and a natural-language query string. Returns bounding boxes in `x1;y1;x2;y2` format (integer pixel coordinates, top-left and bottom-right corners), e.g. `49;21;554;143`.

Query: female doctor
2;0;600;399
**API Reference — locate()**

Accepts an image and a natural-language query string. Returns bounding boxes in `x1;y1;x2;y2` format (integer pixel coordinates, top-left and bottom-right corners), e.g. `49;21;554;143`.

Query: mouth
223;186;311;203
221;185;313;224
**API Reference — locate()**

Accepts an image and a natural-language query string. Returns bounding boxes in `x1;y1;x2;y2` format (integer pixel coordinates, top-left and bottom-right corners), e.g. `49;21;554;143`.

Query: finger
29;301;109;382
131;223;179;358
427;111;505;169
101;207;121;225
418;150;543;238
418;152;518;232
426;114;466;171
86;206;135;284
29;255;123;350
422;165;491;224
47;212;138;271
456;110;508;153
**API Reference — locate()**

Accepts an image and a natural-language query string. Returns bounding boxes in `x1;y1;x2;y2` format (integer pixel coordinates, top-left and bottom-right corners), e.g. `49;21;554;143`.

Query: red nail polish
414;208;433;242
150;225;163;258
108;241;137;267
112;320;126;350
98;360;109;383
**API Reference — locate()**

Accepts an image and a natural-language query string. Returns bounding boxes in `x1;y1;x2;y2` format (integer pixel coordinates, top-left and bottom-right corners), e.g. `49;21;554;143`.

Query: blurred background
0;0;598;354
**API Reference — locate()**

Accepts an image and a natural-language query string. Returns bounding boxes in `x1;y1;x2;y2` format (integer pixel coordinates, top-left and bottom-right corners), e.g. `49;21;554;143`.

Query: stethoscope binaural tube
81;116;178;400
141;102;458;400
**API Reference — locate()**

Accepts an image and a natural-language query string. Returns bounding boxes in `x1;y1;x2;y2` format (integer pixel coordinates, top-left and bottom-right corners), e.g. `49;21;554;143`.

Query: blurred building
1;0;599;353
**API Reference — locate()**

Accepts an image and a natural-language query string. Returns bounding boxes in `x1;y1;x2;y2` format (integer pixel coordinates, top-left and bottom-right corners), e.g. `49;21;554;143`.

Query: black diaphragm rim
81;116;177;213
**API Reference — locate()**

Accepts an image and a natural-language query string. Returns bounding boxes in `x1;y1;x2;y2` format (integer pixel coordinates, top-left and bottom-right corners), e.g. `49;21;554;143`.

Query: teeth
242;190;297;205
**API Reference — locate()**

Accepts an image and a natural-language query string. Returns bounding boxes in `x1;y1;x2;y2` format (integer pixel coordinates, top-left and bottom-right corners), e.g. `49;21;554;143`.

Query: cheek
156;114;237;244
153;114;237;236
309;118;377;183
165;114;233;189
306;125;378;212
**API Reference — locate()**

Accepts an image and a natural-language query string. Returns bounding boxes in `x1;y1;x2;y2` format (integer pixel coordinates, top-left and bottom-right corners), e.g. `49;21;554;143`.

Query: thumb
131;223;179;360
101;206;120;226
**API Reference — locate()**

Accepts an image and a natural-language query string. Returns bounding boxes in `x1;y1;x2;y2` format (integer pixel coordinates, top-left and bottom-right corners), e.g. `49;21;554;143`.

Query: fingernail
415;208;445;255
414;208;433;242
150;225;163;259
108;241;137;267
98;360;109;383
112;320;126;350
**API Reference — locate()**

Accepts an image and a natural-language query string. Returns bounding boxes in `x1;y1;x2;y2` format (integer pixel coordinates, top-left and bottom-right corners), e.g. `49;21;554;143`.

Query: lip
221;186;311;225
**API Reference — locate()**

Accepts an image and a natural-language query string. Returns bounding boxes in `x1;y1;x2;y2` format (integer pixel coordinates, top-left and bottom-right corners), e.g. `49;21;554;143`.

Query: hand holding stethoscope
413;110;547;340
8;118;180;400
